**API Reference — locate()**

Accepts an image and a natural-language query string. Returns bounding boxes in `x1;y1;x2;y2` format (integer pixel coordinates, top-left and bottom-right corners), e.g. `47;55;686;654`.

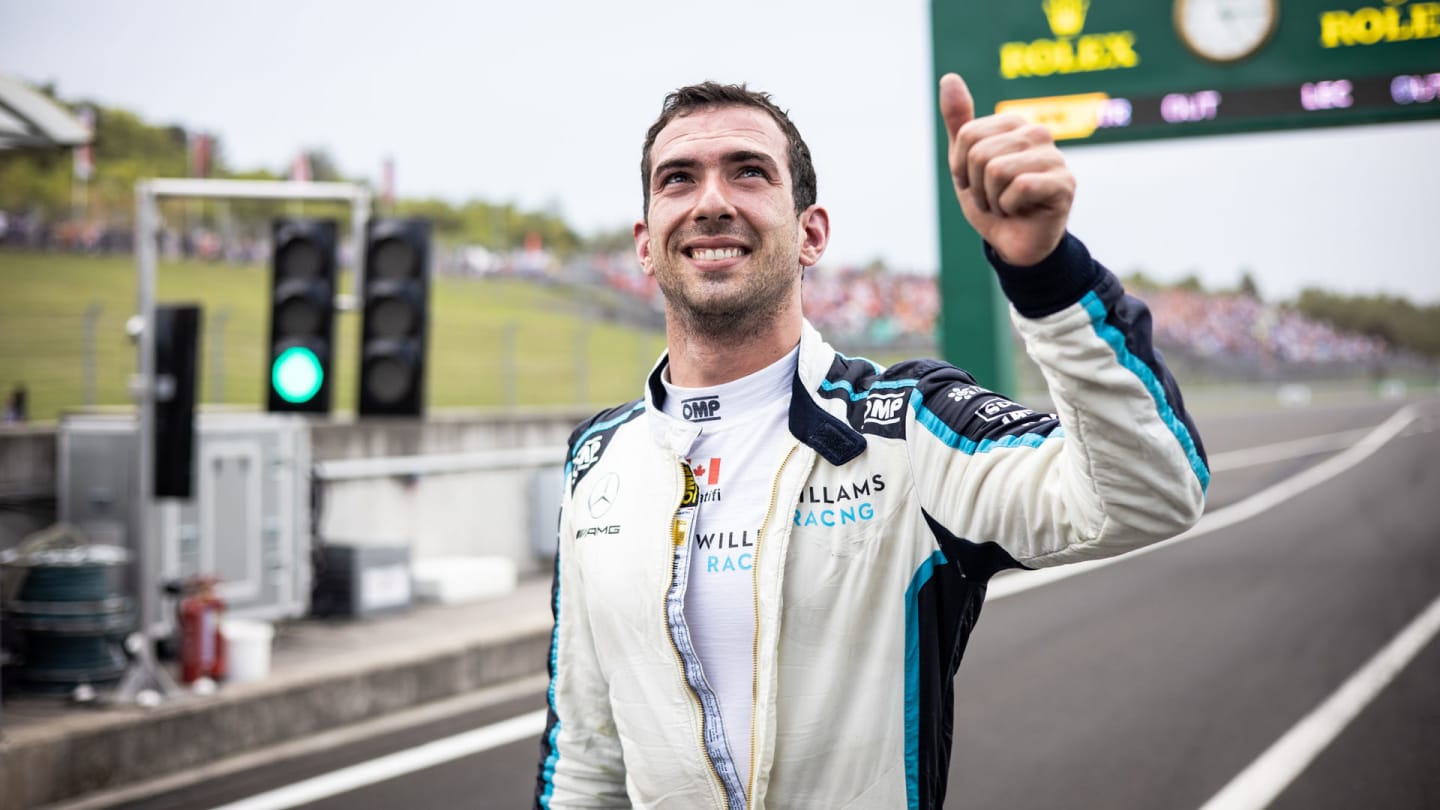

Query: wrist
985;232;1101;318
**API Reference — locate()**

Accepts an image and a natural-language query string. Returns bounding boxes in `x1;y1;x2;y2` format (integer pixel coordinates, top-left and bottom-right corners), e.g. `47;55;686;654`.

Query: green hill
0;251;667;422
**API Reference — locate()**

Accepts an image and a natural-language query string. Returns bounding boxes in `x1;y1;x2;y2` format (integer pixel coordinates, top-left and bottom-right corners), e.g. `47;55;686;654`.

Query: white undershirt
661;346;797;793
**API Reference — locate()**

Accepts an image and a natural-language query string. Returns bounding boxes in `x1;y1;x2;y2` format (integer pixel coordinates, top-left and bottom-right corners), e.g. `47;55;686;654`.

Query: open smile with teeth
686;247;749;261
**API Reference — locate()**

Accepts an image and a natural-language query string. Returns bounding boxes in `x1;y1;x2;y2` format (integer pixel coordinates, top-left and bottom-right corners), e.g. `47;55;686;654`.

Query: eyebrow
651;150;783;187
652;157;701;186
726;150;779;170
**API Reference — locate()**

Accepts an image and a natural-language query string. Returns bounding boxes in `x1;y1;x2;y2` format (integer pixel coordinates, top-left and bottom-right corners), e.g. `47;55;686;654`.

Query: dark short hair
640;82;817;219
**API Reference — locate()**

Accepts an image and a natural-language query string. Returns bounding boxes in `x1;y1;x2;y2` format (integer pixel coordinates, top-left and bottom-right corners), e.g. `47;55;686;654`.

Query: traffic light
153;304;201;499
266;218;337;413
358;218;431;417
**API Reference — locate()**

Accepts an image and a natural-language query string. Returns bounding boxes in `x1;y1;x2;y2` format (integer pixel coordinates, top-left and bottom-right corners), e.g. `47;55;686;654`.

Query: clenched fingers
987;151;1075;218
952;118;1058;214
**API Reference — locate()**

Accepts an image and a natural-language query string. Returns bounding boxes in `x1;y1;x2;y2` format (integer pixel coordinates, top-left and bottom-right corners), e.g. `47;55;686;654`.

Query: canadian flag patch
691;457;721;486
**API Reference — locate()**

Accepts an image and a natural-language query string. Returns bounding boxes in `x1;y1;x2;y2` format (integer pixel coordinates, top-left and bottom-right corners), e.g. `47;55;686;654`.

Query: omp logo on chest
681;396;721;422
863;392;907;426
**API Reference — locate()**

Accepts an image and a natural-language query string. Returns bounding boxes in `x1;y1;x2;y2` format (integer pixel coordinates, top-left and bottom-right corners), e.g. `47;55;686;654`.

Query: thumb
938;73;974;144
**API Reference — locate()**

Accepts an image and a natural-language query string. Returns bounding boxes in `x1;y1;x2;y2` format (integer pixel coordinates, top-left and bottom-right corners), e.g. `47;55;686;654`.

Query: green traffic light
271;346;323;404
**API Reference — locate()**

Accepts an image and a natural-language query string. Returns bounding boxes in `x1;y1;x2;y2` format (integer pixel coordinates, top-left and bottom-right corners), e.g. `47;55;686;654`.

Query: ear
633;219;655;277
797;205;830;268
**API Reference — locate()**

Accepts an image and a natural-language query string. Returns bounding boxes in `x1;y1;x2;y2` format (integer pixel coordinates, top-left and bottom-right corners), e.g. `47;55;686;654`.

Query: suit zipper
748;442;799;807
664;460;728;807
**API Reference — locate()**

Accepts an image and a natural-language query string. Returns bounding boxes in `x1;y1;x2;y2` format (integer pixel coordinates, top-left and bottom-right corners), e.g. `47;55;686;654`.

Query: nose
692;174;735;222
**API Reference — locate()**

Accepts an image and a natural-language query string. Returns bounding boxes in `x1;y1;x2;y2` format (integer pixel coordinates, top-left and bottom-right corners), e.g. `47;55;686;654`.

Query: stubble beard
652;226;801;343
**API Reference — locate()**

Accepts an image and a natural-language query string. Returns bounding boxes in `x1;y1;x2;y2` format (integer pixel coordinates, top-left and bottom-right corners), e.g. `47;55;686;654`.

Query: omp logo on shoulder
863;392;907;425
681;396;721;423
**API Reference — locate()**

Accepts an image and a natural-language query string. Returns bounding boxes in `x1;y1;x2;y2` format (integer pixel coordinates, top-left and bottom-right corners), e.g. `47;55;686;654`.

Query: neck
664;300;803;388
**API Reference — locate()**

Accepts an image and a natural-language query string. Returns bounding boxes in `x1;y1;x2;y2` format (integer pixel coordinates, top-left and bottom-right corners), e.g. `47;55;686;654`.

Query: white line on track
209;709;548;810
1197;592;1440;810
1204;427;1373;472
43;674;552;810
986;404;1421;602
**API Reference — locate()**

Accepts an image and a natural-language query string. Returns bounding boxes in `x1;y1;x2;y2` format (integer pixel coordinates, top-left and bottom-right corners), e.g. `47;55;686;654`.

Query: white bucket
222;619;275;684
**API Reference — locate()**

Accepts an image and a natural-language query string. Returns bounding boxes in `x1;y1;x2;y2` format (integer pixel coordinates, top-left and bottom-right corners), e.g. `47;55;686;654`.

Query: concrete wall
309;407;587;461
0;409;594;571
0;425;58;549
309;409;586;576
316;464;563;576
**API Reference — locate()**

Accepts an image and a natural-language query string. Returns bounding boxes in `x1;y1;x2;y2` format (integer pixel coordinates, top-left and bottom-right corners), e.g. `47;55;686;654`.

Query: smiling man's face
635;105;810;340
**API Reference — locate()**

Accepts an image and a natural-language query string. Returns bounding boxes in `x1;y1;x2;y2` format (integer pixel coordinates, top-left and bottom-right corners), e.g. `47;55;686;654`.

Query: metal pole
143;178;365;201
349;191;370;312
82;301;101;406
211;307;229;403
502;322;519;410
135;182;157;638
107;181;182;705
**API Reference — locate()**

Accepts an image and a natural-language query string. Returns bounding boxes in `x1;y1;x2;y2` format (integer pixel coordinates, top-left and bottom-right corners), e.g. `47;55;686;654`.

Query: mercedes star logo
588;473;621;518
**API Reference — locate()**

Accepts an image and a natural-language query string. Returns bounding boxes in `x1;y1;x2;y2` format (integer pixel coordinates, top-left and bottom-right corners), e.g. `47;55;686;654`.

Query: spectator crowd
1138;286;1390;367
589;256;1394;370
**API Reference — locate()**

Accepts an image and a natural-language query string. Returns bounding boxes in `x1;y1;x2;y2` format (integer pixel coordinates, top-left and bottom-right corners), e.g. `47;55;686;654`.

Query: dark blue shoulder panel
910;366;1063;454
565;399;644;492
816;353;1061;451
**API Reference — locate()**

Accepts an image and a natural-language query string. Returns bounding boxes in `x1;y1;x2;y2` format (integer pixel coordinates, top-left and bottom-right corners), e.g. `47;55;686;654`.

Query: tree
1237;269;1261;300
1175;273;1205;293
301;148;344;183
1295;289;1440;358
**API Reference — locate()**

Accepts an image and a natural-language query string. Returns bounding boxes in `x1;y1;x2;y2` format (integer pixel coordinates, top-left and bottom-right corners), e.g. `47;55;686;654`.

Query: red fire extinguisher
178;576;227;683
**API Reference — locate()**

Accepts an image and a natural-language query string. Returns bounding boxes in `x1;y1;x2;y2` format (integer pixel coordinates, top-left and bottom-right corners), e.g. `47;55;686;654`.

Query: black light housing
154;303;202;498
265;218;337;414
358;218;431;417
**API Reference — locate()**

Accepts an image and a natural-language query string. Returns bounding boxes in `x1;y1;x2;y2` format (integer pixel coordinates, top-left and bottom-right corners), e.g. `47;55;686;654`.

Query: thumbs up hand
940;73;1074;267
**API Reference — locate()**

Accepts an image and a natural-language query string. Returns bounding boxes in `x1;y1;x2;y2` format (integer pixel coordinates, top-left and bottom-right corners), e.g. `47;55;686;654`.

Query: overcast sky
2;0;1437;303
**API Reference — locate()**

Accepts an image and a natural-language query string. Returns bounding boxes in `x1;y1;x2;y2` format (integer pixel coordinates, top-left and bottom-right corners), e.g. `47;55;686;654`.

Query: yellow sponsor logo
1001;0;1139;79
1319;0;1440;47
1044;0;1089;36
996;93;1109;140
680;465;699;507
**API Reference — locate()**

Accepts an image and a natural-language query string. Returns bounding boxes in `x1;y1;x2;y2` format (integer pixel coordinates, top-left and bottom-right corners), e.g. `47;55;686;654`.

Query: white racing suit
535;234;1209;809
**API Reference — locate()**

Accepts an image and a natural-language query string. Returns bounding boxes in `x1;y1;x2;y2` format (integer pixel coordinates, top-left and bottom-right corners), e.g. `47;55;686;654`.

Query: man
535;74;1208;809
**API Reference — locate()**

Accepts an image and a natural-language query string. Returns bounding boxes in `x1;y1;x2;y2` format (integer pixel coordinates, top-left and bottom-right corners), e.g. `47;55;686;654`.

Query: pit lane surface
102;395;1440;810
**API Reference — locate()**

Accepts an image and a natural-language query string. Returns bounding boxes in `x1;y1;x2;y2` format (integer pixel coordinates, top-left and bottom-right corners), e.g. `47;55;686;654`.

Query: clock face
1174;0;1279;63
